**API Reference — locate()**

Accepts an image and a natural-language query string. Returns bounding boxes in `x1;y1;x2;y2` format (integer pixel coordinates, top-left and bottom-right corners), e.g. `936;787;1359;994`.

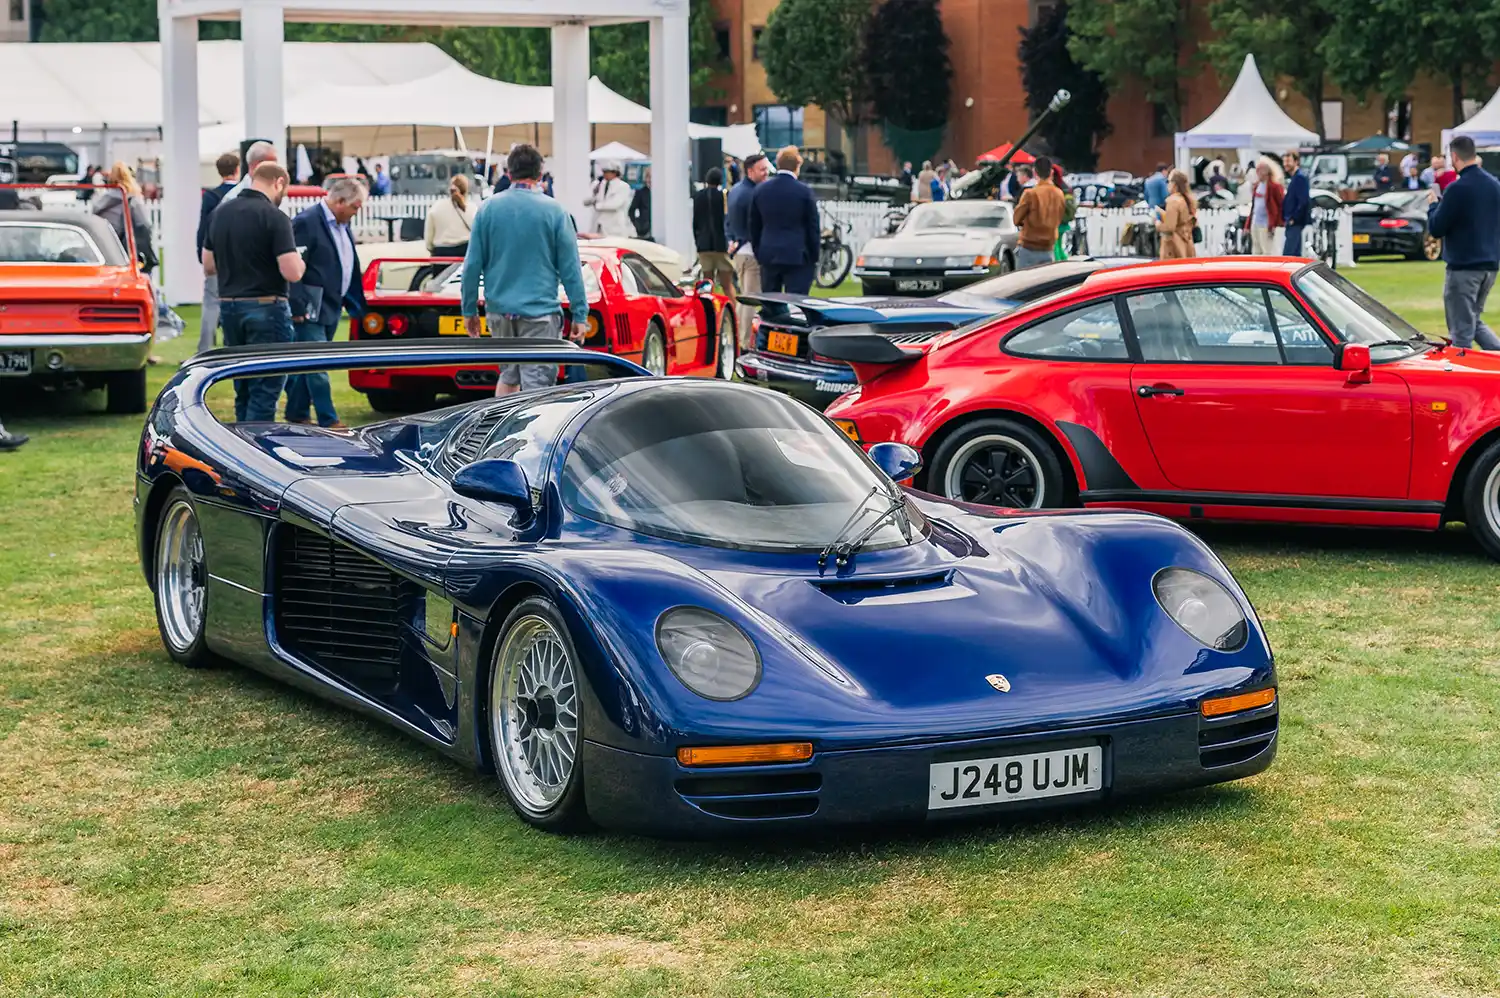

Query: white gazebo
1174;54;1320;170
1444;91;1500;149
159;0;691;304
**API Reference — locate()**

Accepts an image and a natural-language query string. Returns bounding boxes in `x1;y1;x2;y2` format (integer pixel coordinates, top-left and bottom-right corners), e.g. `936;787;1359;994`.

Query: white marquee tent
1445;91;1500;148
1174;54;1320;169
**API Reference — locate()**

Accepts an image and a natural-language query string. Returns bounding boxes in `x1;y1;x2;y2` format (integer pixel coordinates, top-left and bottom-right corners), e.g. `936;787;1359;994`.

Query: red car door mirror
1336;342;1371;373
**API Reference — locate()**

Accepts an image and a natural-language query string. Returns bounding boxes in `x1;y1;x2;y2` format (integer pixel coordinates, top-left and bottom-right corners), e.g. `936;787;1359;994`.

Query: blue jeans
284;317;340;425
220;299;294;422
1282;224;1305;257
1015;247;1055;270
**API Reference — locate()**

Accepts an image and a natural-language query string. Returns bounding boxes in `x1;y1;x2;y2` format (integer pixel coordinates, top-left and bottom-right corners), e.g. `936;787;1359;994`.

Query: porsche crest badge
985;674;1011;693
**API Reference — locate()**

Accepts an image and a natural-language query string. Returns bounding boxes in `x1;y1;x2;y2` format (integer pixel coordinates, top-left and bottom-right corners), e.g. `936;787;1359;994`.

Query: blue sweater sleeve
461;208;486;316
1427;187;1456;239
554;212;589;322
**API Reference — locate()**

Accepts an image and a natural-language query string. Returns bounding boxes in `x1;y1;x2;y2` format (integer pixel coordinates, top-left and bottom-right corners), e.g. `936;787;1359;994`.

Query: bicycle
816;217;854;288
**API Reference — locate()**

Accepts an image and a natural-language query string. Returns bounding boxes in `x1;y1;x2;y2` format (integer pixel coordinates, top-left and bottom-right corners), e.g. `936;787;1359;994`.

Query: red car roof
1076;257;1312;296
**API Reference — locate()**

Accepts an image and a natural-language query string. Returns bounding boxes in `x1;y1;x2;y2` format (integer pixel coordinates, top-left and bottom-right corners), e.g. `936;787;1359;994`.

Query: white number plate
0;350;31;376
896;278;944;292
928;745;1103;810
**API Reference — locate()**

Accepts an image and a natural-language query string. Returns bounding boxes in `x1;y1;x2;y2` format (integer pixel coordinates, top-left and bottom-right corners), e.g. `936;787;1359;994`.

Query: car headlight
862;256;895;268
656;607;762;700
943;256;972;268
1152;568;1248;651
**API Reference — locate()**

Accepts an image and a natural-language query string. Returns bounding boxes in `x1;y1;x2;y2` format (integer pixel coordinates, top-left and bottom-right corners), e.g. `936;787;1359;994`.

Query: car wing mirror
1336;342;1371;372
452;458;535;523
868;441;923;483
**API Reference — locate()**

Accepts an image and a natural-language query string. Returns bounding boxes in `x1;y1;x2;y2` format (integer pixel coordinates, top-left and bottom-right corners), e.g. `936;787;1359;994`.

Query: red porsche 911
817;258;1500;558
351;243;736;411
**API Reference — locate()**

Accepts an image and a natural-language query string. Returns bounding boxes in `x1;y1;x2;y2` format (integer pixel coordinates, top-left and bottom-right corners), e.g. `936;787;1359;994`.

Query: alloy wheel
491;615;580;814
944;434;1046;508
156;499;206;652
643;328;667;376
717;310;736;379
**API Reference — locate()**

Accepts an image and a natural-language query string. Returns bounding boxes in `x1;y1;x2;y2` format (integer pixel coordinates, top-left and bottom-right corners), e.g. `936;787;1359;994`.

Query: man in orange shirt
1012;155;1065;270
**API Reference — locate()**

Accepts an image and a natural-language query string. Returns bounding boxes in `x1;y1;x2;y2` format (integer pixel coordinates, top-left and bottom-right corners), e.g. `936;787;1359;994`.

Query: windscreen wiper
824;492;912;570
818;486;880;570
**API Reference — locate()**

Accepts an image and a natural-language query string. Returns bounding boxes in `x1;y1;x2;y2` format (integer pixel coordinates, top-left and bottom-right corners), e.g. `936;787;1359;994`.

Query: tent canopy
1451;90;1500;146
976;143;1034;165
1175;54;1320;152
590;140;648;161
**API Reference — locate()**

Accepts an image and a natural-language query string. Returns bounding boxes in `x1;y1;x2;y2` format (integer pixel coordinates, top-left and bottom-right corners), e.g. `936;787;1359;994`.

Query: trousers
284;316;341;425
1443;269;1500;350
197;273;220;353
733;251;761;350
220;299;294;422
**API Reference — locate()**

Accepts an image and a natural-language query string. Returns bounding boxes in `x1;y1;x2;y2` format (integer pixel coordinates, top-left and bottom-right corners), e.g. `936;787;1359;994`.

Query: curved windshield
561;384;926;552
437;259;603;301
906;202;1012;231
1293;265;1429;360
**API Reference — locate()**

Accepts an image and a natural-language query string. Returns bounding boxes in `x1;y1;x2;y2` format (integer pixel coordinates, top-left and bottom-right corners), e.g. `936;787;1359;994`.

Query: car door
1125;284;1412;499
622;254;701;368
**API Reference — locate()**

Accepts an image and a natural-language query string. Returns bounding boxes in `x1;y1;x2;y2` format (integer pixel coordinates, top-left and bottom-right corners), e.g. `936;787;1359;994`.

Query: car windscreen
1294;265;1428;358
439;258;603;301
0;222;103;264
561;384;926;553
905;203;1011;231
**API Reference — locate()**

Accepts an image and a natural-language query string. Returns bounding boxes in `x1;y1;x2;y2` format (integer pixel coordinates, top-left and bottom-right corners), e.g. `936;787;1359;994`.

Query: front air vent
1198;711;1277;769
445;406;508;471
675;772;822;820
813;570;953;604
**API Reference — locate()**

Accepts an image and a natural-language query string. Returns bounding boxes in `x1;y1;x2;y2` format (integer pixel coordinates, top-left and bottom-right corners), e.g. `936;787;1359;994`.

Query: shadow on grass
1190;520;1487;563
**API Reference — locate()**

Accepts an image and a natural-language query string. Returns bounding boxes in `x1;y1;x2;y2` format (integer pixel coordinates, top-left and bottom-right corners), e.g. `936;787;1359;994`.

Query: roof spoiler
808;327;925;385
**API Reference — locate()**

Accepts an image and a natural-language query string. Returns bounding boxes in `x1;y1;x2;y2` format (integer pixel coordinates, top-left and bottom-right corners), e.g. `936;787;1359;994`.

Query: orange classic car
0;207;156;413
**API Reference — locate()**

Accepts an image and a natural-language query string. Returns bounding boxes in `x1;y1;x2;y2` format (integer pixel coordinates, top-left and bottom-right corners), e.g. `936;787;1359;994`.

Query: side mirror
1336;342;1371;372
452;458;535;524
868;441;923;482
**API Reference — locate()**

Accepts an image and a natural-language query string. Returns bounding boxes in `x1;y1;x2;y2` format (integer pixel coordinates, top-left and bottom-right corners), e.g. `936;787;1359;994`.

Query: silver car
854;201;1020;295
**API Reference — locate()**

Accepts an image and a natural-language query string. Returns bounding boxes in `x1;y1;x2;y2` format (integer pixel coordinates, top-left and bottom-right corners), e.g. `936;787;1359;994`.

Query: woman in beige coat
1156;168;1197;259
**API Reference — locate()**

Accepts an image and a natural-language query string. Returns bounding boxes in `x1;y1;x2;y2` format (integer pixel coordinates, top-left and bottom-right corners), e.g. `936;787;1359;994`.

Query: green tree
1017;1;1110;171
591;0;724;107
36;0;154;41
863;0;951;163
438;27;549;87
1067;0;1187;132
1204;0;1335;138
761;0;871;129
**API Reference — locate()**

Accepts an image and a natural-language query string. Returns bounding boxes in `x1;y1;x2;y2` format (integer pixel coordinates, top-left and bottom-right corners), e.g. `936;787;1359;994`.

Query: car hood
865;229;1007;256
1392;343;1500;375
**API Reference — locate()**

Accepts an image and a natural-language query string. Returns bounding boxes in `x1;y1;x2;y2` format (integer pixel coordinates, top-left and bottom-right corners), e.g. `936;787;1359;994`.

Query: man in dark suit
1281;150;1312;257
286;176;368;427
194;152;241;354
750;145;821;300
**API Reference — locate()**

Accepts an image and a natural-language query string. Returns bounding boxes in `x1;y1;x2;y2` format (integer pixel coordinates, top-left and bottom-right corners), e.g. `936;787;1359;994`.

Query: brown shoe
321;421;349;430
283;416;310;425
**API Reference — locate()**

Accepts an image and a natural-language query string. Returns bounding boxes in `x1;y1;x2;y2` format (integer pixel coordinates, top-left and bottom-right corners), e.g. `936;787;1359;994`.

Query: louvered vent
445;407;509;472
614;313;632;347
273;526;418;674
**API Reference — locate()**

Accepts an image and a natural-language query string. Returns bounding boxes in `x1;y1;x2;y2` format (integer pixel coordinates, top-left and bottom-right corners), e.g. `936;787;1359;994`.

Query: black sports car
1350;190;1441;261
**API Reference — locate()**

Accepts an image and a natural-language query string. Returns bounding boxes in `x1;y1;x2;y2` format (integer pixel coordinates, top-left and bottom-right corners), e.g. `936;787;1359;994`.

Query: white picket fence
140;194;435;260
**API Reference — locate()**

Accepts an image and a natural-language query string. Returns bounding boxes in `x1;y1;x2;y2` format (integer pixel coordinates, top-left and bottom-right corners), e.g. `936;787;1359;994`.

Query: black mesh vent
1199;712;1277;769
273;526;419;675
675;771;822;820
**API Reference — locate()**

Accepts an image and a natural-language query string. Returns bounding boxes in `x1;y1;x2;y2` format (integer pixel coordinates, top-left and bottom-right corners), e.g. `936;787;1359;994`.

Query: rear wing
738;293;893;326
808;327;926;386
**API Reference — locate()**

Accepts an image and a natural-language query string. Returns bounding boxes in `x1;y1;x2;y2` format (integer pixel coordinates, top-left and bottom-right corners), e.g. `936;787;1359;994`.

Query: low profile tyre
929;417;1066;509
487;596;591;832
715;307;737;380
1462;441;1500;560
364;388;435;413
641;322;668;377
153;487;214;668
999;251;1015;275
106;368;148;415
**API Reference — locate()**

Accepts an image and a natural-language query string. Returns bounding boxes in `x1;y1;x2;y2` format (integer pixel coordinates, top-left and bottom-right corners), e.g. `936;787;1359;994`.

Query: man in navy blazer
287;177;368;427
749;146;822;300
1281;151;1312;257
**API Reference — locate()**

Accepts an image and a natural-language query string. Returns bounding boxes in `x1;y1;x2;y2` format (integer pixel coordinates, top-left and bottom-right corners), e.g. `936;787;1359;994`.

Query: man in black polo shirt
202;162;305;421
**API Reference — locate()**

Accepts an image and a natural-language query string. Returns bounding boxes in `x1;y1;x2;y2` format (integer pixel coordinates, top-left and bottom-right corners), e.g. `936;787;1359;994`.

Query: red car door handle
1137;384;1185;398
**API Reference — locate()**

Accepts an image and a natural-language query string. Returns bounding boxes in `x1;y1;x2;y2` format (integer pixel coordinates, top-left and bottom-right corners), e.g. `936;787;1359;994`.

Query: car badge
985;674;1011;693
915;258;924;265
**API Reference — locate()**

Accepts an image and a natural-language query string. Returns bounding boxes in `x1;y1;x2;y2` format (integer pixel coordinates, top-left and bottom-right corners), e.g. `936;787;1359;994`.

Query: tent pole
412;124;418;150
484;124;494;188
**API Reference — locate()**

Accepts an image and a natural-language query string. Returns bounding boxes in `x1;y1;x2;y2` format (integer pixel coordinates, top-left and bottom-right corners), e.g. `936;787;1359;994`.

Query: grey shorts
487;312;563;390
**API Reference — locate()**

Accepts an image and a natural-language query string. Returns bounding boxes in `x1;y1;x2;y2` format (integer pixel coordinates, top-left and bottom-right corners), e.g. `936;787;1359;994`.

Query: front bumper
0;332;152;374
855;268;994;295
735;350;855;409
583;703;1278;836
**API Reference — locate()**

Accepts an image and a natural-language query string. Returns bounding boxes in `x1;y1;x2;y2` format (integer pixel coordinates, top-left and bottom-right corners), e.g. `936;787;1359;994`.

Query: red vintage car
818;258;1500;558
350;244;737;410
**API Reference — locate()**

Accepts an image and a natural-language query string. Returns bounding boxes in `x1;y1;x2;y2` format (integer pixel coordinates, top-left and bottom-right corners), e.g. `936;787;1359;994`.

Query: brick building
702;0;1487;175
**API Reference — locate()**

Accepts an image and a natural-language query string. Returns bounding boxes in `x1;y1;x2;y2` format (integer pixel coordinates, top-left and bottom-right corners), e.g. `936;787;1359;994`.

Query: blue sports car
736;258;1145;409
138;340;1277;836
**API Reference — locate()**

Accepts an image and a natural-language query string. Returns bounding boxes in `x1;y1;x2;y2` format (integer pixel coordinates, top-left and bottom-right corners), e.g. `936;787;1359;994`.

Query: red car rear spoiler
808;327;925;384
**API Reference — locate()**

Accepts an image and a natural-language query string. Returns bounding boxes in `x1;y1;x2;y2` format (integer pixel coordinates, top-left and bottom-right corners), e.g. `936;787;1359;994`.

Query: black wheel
106;368;148;415
999;251;1015;275
486;596;591;832
641;322;668;376
152;486;215;668
929;417;1066;509
715;307;737;380
364;388;436;413
816;243;853;288
1462;440;1500;560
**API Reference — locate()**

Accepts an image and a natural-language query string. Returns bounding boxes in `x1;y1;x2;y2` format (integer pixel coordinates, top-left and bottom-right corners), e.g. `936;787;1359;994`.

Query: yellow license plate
1352;234;1370;245
768;330;799;355
439;315;467;335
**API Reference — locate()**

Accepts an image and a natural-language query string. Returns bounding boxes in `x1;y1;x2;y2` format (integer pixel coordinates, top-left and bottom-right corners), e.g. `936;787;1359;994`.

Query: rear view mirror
452;458;535;524
868;441;923;482
1336;342;1371;372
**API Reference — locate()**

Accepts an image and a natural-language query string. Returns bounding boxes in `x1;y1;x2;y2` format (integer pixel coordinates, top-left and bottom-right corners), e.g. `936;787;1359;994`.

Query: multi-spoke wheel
641;322;668;377
716;307;737;380
930;418;1066;509
488;596;589;830
1462;440;1500;561
152;486;214;667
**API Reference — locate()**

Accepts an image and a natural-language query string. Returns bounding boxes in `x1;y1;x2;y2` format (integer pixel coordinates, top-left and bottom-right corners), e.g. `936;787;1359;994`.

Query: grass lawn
1;261;1498;996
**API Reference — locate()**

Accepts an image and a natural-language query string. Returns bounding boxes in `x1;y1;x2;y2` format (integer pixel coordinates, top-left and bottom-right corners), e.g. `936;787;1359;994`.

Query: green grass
1;262;1498;996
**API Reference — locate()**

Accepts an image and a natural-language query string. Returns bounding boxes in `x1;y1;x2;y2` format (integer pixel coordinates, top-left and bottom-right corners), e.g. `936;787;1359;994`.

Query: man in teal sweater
462;143;590;395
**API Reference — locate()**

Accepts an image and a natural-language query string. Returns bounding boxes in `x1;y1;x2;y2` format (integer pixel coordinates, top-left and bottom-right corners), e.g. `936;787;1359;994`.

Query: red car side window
1003;300;1128;361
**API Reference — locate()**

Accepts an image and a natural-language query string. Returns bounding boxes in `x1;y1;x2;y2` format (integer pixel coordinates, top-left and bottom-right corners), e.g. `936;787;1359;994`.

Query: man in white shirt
584;161;635;237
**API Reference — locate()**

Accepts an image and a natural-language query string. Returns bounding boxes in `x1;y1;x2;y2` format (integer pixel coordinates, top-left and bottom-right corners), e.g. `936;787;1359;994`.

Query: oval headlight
655;607;762;701
1152;568;1248;651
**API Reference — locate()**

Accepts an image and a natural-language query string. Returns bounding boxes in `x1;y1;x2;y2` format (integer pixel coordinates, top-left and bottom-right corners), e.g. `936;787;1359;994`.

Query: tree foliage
1066;0;1187;131
1017;1;1110;171
761;0;871;125
863;0;951;132
590;0;724;107
1204;0;1335;136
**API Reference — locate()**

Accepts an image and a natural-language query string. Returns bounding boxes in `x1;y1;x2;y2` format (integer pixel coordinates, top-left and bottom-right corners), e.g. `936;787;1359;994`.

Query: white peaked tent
1174;54;1320;169
1445;91;1500;148
590;140;648;161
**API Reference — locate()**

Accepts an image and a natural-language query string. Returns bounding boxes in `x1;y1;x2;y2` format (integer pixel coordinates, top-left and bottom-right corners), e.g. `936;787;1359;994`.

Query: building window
714;22;732;64
754;104;804;149
9;0;24;21
752;26;765;61
1386;98;1413;142
1320;100;1344;142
